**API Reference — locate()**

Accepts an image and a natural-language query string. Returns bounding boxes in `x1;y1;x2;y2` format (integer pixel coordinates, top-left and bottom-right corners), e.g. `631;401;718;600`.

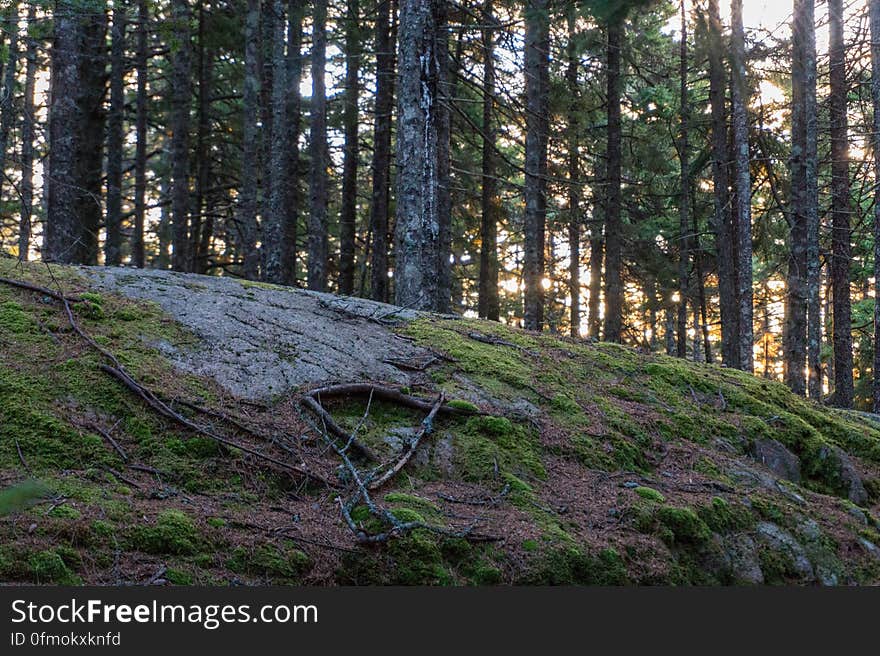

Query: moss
91;520;115;539
228;543;310;581
48;504;81;520
207;517;226;528
29;550;81;585
521;546;629;585
697;497;754;533
634;486;665;503
387;529;451;585
446;399;479;413
165;568;193;585
0;300;32;333
130;510;201;555
522;539;539;552
657;506;712;544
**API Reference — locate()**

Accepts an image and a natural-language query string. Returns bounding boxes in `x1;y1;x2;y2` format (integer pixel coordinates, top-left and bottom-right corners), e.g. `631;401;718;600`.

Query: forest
1;0;880;406
5;0;880;590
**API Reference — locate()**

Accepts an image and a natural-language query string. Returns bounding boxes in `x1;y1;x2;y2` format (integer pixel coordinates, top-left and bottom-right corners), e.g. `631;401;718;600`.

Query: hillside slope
1;259;880;585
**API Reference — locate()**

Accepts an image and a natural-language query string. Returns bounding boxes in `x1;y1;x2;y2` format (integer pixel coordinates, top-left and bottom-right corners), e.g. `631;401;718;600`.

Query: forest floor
2;257;880;585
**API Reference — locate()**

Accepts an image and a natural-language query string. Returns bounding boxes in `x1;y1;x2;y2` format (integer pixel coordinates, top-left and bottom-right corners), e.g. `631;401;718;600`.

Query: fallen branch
14;438;30;473
305;383;478;416
437;483;511;507
367;394;444;491
102;364;333;487
90;423;128;462
300;396;378;461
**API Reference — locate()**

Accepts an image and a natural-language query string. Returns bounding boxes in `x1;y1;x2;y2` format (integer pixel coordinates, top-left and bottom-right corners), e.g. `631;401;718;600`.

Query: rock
384;427;418;453
720;534;764;584
847;506;868;525
815;566;839;587
817;446;868;505
82;267;431;400
834;448;869;506
750;438;801;483
756;521;814;581
431;434;456;477
858;537;880;560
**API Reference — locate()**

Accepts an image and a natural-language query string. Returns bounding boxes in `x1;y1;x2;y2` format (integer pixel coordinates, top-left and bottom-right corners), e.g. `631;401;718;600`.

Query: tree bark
369;0;396;302
478;0;500;321
393;0;444;310
803;0;820;400
784;0;808;394
706;0;737;367
676;0;689;358
730;0;753;372
871;0;880;412
603;17;623;342
170;0;191;272
263;0;290;284
566;7;580;338
0;5;19;211
307;0;329;291
829;0;853;407
131;0;148;268
239;0;261;279
19;3;36;261
435;1;452;314
192;4;214;274
338;0;361;295
523;0;548;331
282;0;304;285
45;2;107;265
105;2;126;266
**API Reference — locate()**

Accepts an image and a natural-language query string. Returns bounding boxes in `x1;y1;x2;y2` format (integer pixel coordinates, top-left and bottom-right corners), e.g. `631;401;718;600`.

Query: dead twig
367;394;444;491
304;383;479;416
14;438;30;473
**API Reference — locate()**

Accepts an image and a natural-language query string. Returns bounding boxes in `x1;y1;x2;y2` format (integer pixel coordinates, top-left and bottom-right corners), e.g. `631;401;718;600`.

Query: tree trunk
369;0;395;302
435;2;452;314
307;0;329;291
338;0;361;295
18;2;36;261
0;5;19;210
523;0;548;331
588;227;603;339
603;17;623;342
239;0;261;279
170;0;191;272
263;0;289;284
871;0;880;412
676;0;689;358
77;8;108;266
664;306;675;355
45;2;107;265
730;0;753;372
803;0;820;401
784;0;808;394
131;0;148;268
829;0;853;407
192;5;214;274
478;0;500;321
282;0;304;285
393;0;444;310
566;7;580;338
706;0;738;368
105;2;126;266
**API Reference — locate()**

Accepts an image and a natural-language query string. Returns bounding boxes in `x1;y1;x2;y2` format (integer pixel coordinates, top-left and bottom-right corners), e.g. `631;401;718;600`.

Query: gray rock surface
750;438;801;483
81;266;430;400
756;521;815;581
